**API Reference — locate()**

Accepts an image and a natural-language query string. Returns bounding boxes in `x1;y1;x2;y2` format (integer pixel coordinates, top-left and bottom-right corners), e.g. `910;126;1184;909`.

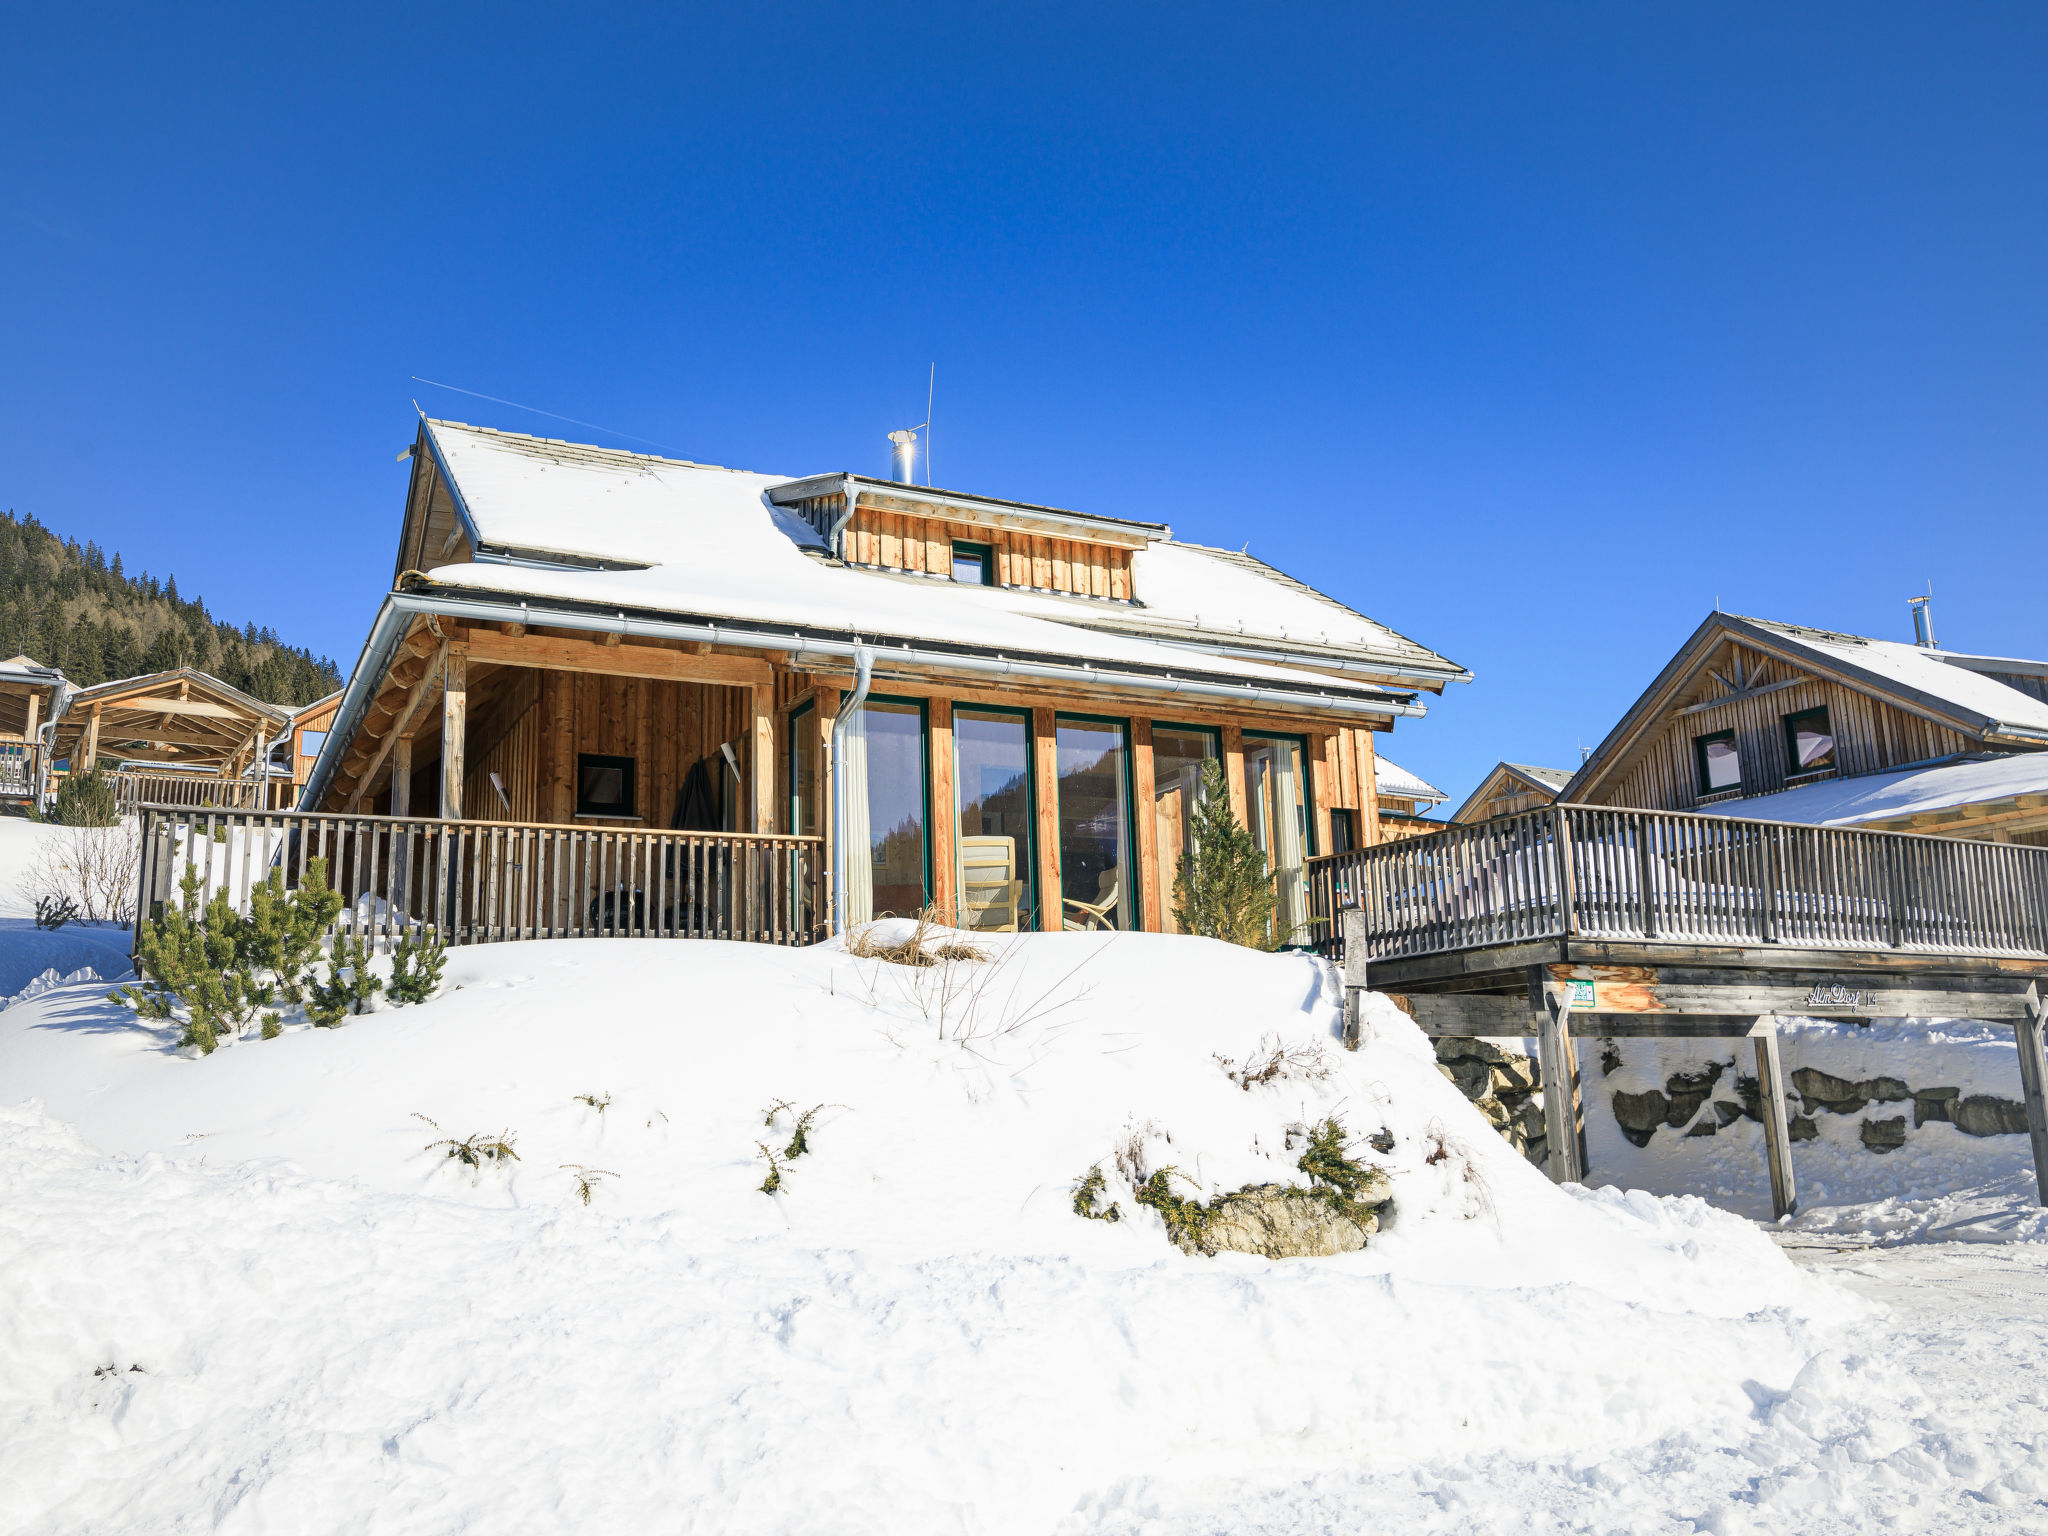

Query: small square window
298;729;327;759
1694;730;1741;795
576;753;638;818
950;540;995;587
1782;706;1835;775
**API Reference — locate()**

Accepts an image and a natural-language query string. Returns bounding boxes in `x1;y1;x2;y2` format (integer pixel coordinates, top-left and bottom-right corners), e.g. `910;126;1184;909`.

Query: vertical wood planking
1131;718;1159;932
1033;707;1062;931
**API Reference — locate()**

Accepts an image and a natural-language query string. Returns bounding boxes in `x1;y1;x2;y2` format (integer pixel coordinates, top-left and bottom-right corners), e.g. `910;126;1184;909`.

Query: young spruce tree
1170;760;1277;949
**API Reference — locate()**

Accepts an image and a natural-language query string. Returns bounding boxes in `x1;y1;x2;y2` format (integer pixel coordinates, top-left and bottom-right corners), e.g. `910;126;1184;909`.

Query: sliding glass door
861;698;928;920
1151;724;1218;933
952;707;1035;932
1243;733;1312;946
1055;717;1132;930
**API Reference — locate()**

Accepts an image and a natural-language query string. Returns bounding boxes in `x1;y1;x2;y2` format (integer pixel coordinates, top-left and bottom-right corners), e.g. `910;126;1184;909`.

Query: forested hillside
0;510;341;705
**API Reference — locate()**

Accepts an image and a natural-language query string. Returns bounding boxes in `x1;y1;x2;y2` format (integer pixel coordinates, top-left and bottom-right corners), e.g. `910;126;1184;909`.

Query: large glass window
953;707;1035;931
864;699;928;917
1694;730;1740;795
788;702;818;837
1151;724;1218;934
1055;717;1132;930
1244;734;1312;946
1782;707;1835;776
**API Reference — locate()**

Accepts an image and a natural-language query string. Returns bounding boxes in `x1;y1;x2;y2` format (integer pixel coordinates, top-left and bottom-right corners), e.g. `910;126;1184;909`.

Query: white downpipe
830;643;874;935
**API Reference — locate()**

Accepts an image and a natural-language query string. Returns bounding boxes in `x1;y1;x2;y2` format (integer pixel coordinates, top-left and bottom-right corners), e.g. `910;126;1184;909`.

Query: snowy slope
0;926;2039;1532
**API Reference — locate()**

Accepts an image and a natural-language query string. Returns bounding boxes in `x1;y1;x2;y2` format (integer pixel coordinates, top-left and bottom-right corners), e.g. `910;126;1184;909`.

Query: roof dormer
766;475;1166;604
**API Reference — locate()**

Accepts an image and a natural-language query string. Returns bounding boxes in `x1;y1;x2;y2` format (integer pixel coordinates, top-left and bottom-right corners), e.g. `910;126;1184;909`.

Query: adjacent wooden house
1370;754;1449;842
49;667;295;809
0;655;65;801
1564;612;2048;844
1450;761;1572;825
300;419;1468;939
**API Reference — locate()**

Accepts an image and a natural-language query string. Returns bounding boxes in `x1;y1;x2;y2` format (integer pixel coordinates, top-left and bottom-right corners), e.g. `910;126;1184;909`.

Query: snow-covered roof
0;655;62;686
1714;752;2048;829
415;420;1464;699
1739;618;2048;740
1375;754;1447;805
1504;762;1573;792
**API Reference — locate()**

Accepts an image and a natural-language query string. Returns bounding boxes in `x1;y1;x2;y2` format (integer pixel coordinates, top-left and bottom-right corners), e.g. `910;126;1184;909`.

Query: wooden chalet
1371;753;1449;842
1562;612;2048;844
52;668;293;809
281;418;1467;944
1451;761;1572;825
0;654;65;801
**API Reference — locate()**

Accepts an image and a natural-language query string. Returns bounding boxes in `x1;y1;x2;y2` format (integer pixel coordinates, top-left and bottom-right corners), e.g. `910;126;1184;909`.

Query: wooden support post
1341;907;1369;1049
1033;707;1061;932
751;683;775;834
1221;723;1248;827
1750;1015;1798;1220
2017;985;2048;1208
1529;966;1585;1184
440;648;467;819
83;704;102;770
1131;718;1159;932
390;735;412;817
928;698;955;922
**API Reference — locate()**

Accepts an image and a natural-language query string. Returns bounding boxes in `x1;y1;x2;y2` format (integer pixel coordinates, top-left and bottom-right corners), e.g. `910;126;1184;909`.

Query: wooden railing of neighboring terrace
1306;803;2048;963
132;806;827;952
111;771;291;814
0;736;43;800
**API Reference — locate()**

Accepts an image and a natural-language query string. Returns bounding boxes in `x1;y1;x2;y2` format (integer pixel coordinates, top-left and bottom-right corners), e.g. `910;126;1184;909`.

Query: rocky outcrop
1193;1185;1383;1258
1435;1038;1547;1167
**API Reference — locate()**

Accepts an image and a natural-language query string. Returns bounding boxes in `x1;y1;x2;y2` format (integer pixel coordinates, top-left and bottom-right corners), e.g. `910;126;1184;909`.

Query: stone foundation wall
1433;1038;1548;1167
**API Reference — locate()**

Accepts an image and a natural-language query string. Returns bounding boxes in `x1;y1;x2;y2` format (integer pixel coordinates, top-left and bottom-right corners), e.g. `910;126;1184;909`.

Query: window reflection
1056;718;1130;930
1151;725;1217;934
954;708;1034;931
1244;735;1310;946
864;700;927;917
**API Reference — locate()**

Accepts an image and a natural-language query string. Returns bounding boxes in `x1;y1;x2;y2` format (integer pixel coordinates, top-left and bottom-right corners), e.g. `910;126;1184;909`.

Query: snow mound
0;926;1931;1532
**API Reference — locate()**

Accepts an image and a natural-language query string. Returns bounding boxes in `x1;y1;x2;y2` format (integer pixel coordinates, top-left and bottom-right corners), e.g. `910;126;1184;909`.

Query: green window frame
950;702;1039;931
863;693;933;912
1053;711;1141;931
1781;706;1836;777
787;700;817;838
1693;729;1740;796
950;540;996;587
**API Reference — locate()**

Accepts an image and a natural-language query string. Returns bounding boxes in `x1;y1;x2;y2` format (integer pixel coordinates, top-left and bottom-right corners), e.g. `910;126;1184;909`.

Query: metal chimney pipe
1910;594;1936;648
887;428;917;484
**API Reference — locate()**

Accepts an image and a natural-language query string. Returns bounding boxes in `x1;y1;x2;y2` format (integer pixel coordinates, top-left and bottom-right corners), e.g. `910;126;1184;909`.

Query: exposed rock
1867;1077;1911;1103
1439;1059;1495;1101
1913;1087;1960;1128
1734;1074;1763;1123
1436;1037;1511;1067
1480;1097;1512;1130
1492;1056;1539;1096
1792;1066;1867;1113
1612;1090;1669;1148
1514;1096;1547;1139
1195;1185;1382;1258
1665;1063;1726;1128
1788;1114;1818;1141
1685;1118;1719;1138
1712;1100;1745;1128
1955;1095;2032;1138
1860;1116;1908;1153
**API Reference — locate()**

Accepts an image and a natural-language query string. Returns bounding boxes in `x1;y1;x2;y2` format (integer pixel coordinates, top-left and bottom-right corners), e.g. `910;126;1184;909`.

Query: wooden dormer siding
843;506;1135;601
394;434;475;582
1589;638;1977;812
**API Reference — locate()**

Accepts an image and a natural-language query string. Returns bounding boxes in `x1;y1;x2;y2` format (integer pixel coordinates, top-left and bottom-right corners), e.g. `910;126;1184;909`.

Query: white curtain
835;704;873;927
1271;742;1307;946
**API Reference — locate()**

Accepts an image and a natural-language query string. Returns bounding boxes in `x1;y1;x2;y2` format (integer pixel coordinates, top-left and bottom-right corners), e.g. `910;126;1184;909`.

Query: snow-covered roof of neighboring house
1375;755;1447;805
1712;752;2048;830
0;655;62;686
415;420;1467;699
1447;761;1572;824
1737;618;2048;740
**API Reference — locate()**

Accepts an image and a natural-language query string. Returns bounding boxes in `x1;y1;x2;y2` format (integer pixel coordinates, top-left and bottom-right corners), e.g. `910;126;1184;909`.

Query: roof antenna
924;363;935;487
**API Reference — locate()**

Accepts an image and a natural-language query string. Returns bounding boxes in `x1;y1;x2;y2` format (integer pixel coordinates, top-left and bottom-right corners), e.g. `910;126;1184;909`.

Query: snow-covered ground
0;801;2043;1533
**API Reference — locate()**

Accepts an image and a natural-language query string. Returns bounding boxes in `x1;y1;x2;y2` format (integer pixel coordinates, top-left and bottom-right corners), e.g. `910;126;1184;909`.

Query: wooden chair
958;836;1025;932
1063;870;1120;931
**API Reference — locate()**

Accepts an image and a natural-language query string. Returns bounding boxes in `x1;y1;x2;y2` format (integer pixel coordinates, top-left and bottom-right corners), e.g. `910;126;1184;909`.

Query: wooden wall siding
1983;670;2048;706
1315;725;1383;843
843;509;1133;602
1375;813;1443;843
1472;787;1556;821
464;670;542;823
1600;643;1977;812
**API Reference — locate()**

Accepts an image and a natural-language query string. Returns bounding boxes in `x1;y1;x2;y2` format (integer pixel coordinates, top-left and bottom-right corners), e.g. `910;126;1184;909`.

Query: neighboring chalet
1564;612;2048;845
49;668;295;809
1370;754;1449;842
0;655;65;801
1450;761;1572;825
301;419;1468;938
272;688;342;800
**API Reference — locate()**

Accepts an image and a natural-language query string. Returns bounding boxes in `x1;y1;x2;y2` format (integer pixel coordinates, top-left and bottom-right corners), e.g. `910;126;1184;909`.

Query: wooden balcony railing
132;806;827;952
1307;804;2048;963
112;771;290;813
0;737;42;800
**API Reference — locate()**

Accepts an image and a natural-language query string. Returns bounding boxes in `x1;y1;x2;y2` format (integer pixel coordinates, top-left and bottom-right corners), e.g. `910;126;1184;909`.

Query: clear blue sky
5;4;2044;805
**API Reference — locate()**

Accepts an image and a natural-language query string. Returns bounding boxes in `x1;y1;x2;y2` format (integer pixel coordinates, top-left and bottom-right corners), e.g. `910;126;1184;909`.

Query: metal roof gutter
304;585;1424;813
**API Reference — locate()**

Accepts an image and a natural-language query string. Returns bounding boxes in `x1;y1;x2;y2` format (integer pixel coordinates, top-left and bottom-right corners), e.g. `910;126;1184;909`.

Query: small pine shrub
1294;1116;1389;1223
306;933;382;1026
113;867;273;1053
1134;1166;1217;1254
388;930;446;1005
1071;1165;1121;1222
244;858;341;1006
1170;761;1278;949
50;768;119;827
764;1100;823;1160
34;894;78;931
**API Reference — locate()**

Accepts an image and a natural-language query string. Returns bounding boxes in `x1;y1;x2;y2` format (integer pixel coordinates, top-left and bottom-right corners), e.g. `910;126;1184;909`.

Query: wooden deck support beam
2018;985;2048;1209
83;705;101;770
1529;966;1586;1185
1750;1016;1798;1220
1033;707;1061;932
390;735;412;817
750;683;775;834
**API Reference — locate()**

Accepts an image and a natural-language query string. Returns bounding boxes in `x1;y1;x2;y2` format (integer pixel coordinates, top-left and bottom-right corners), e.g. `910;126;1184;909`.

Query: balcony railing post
1552;804;1578;938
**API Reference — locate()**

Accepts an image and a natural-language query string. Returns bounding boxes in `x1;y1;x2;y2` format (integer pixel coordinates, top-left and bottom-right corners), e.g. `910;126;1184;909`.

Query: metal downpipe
829;643;874;937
